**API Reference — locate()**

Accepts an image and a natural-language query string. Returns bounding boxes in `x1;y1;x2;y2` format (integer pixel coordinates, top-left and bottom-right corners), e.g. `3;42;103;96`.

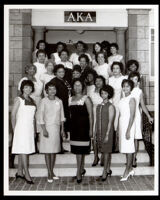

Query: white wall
32;9;128;28
46;30;116;44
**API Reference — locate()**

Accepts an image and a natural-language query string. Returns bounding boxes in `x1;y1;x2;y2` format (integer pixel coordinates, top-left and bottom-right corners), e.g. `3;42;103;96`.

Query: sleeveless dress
12;96;36;154
96;102;115;153
118;94;136;153
131;87;143;139
69;95;90;154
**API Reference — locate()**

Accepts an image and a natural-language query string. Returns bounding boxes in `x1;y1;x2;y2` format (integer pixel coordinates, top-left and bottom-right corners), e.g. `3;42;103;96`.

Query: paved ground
9;175;154;191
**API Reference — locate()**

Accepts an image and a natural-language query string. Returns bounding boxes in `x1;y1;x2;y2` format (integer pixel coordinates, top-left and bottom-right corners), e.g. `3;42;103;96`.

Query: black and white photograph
4;4;159;196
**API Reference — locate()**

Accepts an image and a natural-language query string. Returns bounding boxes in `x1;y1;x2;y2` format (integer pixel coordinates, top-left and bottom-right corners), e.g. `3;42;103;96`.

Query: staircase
9;140;154;177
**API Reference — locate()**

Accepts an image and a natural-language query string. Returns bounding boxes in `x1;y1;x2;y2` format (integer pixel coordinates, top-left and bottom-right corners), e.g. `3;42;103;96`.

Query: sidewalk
9;175;154;191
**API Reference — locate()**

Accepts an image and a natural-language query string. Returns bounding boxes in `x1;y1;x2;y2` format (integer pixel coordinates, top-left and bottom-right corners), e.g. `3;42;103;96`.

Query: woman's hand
148;116;154;124
126;130;130;140
43;127;48;138
104;134;109;143
61;129;66;141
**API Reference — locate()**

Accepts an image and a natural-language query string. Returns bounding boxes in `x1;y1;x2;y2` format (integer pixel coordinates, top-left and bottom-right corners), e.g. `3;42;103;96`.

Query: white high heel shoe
120;170;135;181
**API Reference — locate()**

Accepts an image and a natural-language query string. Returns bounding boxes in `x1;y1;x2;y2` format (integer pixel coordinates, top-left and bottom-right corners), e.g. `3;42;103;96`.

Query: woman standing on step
96;85;115;181
117;79;136;181
11;80;36;184
37;82;66;183
69;78;93;183
128;72;153;168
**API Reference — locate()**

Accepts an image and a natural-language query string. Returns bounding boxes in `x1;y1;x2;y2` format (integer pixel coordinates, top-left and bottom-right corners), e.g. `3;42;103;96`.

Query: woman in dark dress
96;85;115;181
49;64;71;152
69;78;93;183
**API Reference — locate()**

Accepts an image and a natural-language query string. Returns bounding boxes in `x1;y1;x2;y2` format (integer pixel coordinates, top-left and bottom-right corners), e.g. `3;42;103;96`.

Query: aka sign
64;11;96;23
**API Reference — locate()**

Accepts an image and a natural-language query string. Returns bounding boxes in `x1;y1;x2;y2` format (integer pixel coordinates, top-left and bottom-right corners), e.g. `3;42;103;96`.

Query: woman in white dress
39;59;55;97
92;42;102;68
69;41;92;66
50;42;67;64
32;40;48;63
85;69;98;97
117;79;136;181
89;76;105;166
108;43;125;73
11;80;36;184
37;82;66;183
128;72;154;167
109;62;126;151
94;51;111;84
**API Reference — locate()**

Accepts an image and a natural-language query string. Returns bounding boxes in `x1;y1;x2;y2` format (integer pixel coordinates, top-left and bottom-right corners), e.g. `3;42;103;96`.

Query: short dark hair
85;69;98;82
53;64;65;74
126;60;139;71
75;41;88;51
100;84;114;99
71;78;85;92
72;65;82;73
45;81;57;94
56;42;67;50
93;42;102;55
121;79;134;91
101;41;110;49
25;63;37;74
78;54;90;64
36;49;46;58
111;61;124;73
59;49;70;57
110;43;119;50
94;75;106;86
20;80;34;94
36;40;47;50
128;71;141;82
95;51;108;63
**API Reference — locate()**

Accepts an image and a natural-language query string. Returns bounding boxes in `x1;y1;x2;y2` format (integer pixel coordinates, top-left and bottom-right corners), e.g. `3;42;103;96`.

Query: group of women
11;40;154;185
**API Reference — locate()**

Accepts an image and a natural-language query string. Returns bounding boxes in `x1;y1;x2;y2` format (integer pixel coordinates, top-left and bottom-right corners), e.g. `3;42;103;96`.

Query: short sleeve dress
94;63;111;84
12;96;36;154
118;94;136;153
37;97;65;153
96;102;115;153
69;53;92;65
69;95;90;154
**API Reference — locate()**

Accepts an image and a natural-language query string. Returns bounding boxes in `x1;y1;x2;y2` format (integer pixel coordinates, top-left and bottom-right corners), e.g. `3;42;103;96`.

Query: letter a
67;13;76;22
85;13;93;22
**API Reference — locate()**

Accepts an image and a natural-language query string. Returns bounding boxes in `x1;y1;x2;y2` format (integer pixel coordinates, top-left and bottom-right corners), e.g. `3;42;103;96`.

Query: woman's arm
85;97;93;138
11;97;20;131
140;92;154;123
126;97;136;139
104;104;115;142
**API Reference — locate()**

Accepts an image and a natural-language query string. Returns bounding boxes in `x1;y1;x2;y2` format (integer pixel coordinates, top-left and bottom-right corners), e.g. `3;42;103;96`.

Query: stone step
9;163;154;177
13;151;150;165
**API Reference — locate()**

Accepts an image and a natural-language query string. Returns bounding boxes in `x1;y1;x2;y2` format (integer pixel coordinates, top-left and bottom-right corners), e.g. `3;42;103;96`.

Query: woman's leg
51;153;56;177
92;139;99;165
45;154;52;179
106;153;111;173
133;139;138;165
123;153;133;178
17;154;23;176
102;153;110;178
81;154;85;173
76;154;83;180
21;154;32;181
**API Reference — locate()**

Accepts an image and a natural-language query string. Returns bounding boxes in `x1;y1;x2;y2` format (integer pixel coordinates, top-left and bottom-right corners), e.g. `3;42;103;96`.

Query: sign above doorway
64;11;96;23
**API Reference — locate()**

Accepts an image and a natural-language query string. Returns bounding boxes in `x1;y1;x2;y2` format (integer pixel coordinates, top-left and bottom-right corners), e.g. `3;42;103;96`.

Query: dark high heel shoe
15;173;24;180
132;158;137;168
77;178;82;184
92;157;100;167
107;170;112;177
24;177;34;184
81;169;86;176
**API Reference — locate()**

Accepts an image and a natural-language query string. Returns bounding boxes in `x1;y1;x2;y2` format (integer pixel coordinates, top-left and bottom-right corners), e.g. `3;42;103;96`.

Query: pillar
32;26;46;50
114;28;127;62
126;9;151;104
9;9;33;105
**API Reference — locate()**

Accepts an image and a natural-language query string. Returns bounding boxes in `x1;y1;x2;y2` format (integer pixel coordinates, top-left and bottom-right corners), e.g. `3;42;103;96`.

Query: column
32;26;46;50
126;9;151;104
114;28;127;62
